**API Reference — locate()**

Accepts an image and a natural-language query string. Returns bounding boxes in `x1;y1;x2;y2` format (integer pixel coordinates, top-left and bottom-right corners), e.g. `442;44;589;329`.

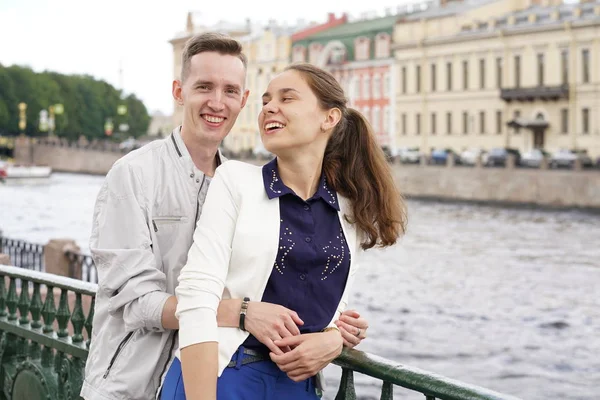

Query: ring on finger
355;328;361;337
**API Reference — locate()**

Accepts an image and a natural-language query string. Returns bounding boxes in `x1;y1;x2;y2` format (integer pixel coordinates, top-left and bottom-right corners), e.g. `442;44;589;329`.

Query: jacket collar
169;126;226;173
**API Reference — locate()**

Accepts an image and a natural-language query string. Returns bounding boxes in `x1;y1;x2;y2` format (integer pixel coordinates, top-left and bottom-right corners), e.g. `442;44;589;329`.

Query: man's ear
172;80;184;105
241;89;250;108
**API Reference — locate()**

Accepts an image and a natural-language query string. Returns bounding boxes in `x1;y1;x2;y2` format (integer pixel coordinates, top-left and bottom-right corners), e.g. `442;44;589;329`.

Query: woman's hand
245;302;304;354
269;330;343;382
335;309;368;348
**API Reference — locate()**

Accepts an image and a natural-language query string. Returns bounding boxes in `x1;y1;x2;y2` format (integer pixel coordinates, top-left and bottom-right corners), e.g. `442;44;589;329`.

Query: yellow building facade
230;24;297;154
393;0;600;158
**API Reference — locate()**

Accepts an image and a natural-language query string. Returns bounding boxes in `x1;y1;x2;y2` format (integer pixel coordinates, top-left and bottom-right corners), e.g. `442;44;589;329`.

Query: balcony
500;84;569;102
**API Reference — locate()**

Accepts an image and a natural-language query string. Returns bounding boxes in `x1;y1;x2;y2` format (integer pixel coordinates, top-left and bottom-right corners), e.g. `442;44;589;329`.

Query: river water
0;173;598;400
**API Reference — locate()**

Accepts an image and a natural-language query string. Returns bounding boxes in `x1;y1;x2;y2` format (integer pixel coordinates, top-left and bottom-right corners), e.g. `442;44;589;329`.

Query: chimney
328;12;335;22
186;12;194;33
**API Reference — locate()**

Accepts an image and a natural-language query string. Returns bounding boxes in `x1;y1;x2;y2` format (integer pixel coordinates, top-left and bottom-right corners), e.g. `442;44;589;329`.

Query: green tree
0;64;151;140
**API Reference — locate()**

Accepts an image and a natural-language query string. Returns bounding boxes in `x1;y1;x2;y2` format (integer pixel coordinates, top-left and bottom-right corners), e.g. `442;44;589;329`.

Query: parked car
381;146;397;162
118;137;139;152
550;149;593;169
398;147;421;164
430;148;460;165
521;149;550;168
485;148;521;167
459;148;488;166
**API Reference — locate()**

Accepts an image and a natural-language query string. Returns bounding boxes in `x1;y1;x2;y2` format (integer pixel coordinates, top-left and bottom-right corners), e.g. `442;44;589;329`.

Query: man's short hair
181;32;247;82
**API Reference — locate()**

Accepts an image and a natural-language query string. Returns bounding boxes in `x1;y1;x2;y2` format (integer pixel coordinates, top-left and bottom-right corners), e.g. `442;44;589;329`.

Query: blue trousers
161;346;321;400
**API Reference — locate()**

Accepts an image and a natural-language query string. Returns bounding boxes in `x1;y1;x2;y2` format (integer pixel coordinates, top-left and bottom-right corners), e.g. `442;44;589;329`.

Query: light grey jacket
81;127;224;400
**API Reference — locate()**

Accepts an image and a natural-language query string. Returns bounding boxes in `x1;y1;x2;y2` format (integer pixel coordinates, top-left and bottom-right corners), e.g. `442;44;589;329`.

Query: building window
582;108;589;134
349;77;358;101
402;67;407;94
431;63;437;92
355;37;370;61
462;111;469;135
384;73;391;98
496;57;503;88
373;75;381;98
479;111;485;134
582;49;590;83
416;113;421;135
479;58;485;89
446;112;452;135
537;53;545;86
462;60;469;90
362;75;370;99
384;106;390;134
375;34;390;58
364;107;371;124
561;109;568;134
514;55;521;88
309;43;322;65
373;106;381;132
401;113;407;135
431;112;437;135
416;65;421;93
513;110;521;134
446;62;453;91
496;110;502;134
561;50;569;85
292;46;306;63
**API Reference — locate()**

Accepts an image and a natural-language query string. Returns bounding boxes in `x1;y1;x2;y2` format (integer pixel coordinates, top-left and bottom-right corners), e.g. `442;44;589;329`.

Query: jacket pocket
152;216;185;232
103;331;135;379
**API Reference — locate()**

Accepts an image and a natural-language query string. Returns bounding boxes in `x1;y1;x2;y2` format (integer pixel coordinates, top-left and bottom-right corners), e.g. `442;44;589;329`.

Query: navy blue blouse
243;158;351;351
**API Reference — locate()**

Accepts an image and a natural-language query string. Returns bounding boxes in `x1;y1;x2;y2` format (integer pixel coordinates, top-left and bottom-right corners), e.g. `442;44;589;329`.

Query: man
81;32;368;400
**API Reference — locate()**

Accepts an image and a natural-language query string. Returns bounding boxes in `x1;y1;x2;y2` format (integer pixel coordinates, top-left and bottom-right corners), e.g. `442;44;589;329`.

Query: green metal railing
0;265;96;400
332;350;521;399
0;264;520;400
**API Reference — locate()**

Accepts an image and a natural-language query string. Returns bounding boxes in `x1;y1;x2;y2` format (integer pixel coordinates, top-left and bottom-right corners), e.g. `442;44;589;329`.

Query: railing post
380;381;394;400
44;239;80;278
335;368;357;400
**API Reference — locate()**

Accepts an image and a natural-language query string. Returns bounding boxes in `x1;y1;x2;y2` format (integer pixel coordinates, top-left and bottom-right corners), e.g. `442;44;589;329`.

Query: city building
393;0;600;158
228;20;302;154
291;5;432;154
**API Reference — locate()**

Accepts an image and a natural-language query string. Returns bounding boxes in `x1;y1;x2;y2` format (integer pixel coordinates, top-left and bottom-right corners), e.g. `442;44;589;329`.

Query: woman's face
258;70;330;156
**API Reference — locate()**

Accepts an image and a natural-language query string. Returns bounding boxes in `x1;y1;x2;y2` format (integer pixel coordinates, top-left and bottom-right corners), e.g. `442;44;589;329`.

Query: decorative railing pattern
0;264;521;400
0;265;96;400
0;237;45;272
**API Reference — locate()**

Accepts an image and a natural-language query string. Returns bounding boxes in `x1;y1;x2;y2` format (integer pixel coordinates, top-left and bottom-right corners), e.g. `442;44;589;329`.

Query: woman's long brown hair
285;63;407;249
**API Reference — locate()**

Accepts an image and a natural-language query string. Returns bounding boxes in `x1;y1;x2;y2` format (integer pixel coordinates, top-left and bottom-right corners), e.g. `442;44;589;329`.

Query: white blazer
175;160;363;379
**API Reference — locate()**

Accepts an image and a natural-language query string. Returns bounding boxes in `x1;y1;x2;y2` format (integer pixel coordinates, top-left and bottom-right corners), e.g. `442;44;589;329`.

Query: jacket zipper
152;217;183;233
103;331;135;379
195;175;206;223
157;331;178;394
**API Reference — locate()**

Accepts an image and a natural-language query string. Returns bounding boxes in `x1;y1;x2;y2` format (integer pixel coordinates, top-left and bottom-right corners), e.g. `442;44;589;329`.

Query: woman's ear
322;108;342;132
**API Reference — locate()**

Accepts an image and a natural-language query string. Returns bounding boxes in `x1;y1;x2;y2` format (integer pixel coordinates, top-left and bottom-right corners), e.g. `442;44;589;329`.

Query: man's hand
270;331;343;382
245;302;304;355
335;309;368;348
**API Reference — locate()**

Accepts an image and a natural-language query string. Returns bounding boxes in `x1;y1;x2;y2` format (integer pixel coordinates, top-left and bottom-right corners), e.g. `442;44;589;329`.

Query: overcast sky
0;0;416;115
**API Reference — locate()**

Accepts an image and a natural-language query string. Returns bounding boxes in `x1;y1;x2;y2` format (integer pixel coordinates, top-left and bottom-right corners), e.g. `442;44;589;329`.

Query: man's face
173;51;249;145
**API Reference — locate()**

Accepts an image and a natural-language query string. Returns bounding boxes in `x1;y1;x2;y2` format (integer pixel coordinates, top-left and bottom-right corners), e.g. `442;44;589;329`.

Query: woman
162;63;407;400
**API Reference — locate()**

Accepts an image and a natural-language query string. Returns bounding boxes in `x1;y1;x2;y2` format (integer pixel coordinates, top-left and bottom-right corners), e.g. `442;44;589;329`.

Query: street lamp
18;102;27;134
